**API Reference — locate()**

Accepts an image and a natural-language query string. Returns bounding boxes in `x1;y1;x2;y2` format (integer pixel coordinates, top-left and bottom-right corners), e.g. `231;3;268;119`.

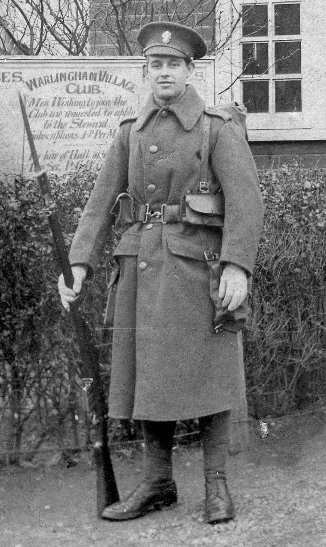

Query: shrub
0;168;115;463
244;163;326;416
1;163;325;462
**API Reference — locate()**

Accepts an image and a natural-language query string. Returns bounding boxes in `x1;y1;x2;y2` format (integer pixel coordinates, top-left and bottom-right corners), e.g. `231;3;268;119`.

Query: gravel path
1;407;326;547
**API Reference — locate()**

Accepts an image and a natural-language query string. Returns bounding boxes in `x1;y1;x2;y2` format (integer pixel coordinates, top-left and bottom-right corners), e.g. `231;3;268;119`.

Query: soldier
58;22;264;524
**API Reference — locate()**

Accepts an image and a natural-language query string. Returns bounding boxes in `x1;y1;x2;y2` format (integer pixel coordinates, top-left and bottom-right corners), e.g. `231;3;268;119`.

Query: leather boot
205;472;235;524
101;479;177;520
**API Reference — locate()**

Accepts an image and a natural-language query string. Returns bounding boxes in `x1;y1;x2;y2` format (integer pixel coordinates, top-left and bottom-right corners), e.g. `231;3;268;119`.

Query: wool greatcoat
69;84;264;421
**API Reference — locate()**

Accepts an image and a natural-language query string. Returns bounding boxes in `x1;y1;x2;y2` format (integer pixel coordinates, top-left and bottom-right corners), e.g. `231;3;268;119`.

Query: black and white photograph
1;1;325;546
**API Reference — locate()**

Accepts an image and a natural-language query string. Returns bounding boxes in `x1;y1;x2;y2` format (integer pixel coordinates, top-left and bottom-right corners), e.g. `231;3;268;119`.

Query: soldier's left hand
219;263;247;311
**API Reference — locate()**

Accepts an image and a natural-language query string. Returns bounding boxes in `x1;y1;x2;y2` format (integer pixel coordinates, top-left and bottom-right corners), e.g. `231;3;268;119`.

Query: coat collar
134;84;205;132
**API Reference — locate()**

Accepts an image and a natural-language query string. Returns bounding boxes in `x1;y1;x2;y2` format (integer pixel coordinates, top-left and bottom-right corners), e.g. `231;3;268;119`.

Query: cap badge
161;31;172;44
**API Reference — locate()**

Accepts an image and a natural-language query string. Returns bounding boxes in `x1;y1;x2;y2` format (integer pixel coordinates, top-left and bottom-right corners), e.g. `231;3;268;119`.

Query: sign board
0;57;216;176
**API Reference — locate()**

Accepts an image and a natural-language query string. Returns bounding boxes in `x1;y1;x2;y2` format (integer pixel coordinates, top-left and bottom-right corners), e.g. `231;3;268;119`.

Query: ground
1;406;326;547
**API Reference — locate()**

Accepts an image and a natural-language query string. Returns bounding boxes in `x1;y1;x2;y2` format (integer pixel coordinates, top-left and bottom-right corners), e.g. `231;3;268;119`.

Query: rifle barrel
18;91;119;515
18;92;42;173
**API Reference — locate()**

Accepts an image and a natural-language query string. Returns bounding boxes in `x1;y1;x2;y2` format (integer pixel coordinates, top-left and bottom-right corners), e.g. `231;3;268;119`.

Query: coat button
146;223;153;230
149;145;158;153
147;184;156;193
139;261;147;270
161;110;168;118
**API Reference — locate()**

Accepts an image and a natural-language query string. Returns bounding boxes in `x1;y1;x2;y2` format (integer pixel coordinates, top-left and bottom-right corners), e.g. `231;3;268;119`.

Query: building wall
250;141;326;169
89;0;217;56
90;0;326;167
217;0;326;144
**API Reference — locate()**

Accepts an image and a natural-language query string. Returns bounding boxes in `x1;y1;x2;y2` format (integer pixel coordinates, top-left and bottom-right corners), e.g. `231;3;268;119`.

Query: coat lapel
134;85;204;132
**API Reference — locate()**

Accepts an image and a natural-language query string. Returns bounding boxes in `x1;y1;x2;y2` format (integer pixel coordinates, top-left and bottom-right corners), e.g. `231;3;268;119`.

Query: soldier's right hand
58;265;87;311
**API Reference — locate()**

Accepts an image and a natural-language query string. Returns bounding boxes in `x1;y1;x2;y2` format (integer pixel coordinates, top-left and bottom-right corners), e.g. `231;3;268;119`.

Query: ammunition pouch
181;192;224;227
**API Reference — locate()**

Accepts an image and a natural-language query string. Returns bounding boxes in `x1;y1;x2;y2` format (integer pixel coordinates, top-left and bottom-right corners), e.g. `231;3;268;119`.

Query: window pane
243;43;269;75
275;4;300;35
275;80;302;112
275;41;301;74
243;4;268;37
243;80;269;113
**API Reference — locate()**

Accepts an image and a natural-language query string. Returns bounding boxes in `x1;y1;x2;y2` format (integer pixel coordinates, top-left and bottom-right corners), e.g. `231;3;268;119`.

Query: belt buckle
143;203;150;223
143;203;167;223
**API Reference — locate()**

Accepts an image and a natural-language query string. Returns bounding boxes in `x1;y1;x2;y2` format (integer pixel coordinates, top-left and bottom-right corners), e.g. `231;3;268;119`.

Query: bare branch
34;0;45;55
109;0;131;55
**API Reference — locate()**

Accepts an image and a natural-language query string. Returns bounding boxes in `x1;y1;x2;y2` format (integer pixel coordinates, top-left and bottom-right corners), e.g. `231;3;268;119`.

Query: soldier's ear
143;64;148;80
186;62;195;78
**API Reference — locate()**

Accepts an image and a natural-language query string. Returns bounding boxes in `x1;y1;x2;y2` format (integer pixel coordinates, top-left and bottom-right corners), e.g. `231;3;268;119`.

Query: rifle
18;92;119;517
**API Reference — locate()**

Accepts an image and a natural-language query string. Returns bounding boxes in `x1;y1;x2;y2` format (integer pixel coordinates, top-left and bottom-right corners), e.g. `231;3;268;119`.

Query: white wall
216;0;326;141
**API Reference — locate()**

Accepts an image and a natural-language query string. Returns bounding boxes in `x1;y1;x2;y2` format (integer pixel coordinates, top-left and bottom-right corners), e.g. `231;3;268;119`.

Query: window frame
240;0;302;116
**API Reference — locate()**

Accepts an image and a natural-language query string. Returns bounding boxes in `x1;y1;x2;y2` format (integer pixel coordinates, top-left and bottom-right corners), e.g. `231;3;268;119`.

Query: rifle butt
94;443;119;517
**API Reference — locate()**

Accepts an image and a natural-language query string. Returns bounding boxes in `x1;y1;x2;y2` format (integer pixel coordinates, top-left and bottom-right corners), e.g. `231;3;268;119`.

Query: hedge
0;163;325;463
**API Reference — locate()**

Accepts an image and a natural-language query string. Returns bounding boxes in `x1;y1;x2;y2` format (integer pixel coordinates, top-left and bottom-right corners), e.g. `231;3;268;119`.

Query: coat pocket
113;233;141;257
166;233;207;261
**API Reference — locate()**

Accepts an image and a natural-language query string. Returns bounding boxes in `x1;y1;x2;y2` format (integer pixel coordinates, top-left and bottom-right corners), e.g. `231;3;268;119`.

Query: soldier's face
145;55;194;103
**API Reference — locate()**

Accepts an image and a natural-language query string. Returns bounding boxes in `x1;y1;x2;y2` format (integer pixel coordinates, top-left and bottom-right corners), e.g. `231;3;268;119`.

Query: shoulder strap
116;117;137;192
187;112;214;195
199;113;212;191
198;103;249;192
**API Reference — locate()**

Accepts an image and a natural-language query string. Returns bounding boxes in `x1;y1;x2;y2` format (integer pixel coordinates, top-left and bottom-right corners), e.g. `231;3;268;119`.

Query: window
274;41;301;74
242;4;268;36
242;42;269;74
243;81;269;112
241;2;302;114
275;80;302;112
274;3;300;35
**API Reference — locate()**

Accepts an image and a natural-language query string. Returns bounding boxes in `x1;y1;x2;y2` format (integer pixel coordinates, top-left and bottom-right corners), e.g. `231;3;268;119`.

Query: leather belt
134;203;182;224
111;193;224;228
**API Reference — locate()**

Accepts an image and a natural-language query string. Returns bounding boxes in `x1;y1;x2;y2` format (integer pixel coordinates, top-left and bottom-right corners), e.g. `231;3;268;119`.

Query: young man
58;22;264;523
